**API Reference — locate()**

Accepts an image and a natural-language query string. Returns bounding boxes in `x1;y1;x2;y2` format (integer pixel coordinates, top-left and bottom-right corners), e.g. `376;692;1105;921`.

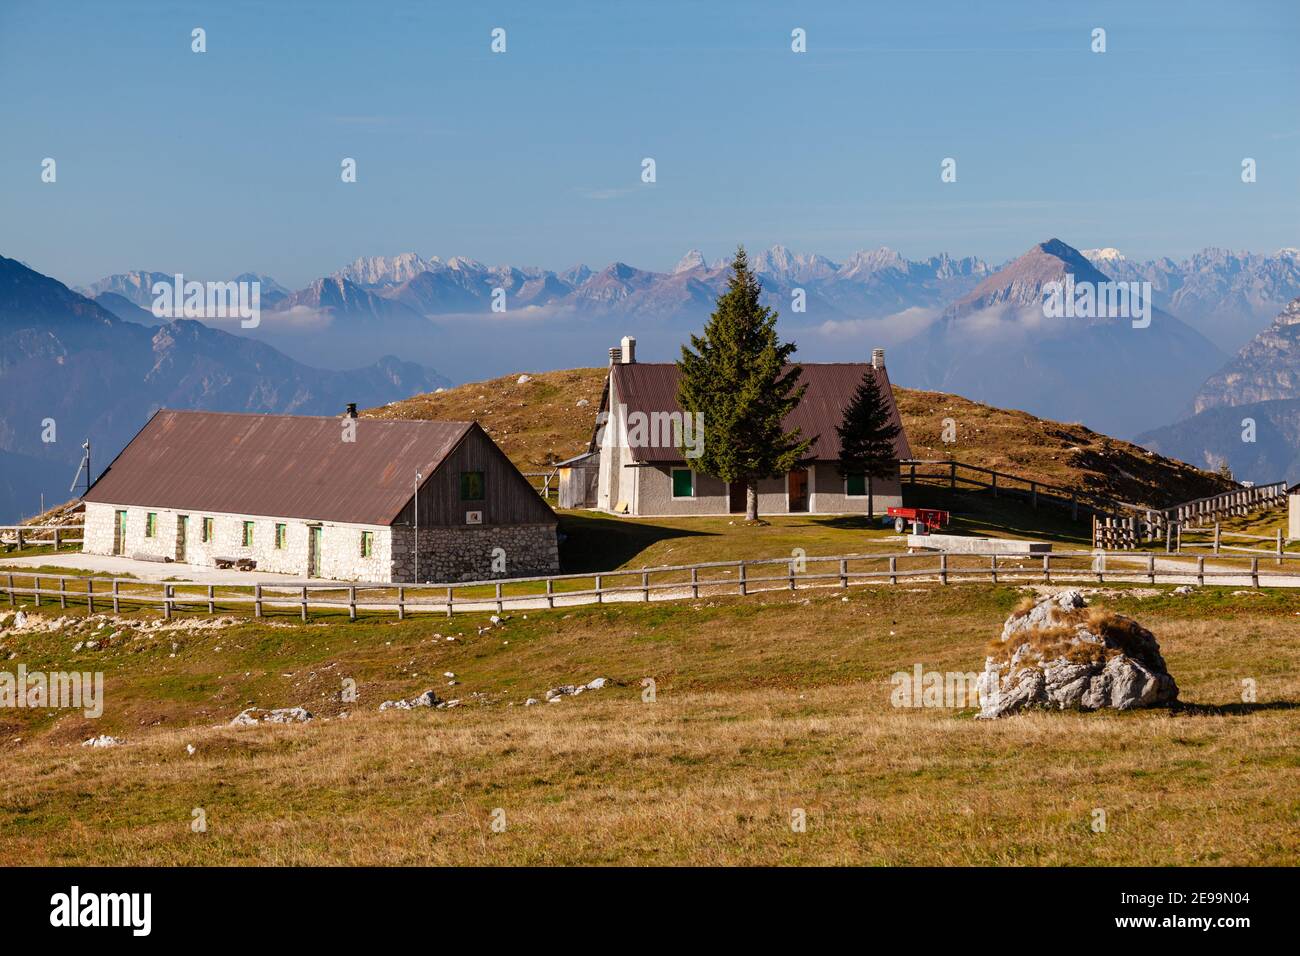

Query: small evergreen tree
677;247;811;521
836;369;902;518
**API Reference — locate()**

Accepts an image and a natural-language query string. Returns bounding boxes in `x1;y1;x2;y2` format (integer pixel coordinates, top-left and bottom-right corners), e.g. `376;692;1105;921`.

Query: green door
114;510;127;555
309;526;322;577
176;515;188;562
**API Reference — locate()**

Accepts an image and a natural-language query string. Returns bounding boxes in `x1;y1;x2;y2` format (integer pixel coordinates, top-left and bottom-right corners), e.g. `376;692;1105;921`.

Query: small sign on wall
465;510;483;525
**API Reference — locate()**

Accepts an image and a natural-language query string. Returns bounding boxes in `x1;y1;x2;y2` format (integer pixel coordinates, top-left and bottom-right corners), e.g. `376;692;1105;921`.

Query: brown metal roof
608;362;912;464
84;410;474;525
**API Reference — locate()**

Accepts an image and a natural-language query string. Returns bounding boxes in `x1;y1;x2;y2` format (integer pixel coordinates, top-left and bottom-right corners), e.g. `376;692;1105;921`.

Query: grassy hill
367;368;1232;509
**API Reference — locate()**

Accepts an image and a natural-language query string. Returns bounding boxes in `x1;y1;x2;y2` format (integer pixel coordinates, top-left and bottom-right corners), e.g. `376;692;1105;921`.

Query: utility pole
414;471;422;584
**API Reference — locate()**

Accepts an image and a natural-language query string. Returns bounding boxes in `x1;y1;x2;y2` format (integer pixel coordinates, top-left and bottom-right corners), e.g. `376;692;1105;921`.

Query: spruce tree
676;247;810;521
836;368;902;518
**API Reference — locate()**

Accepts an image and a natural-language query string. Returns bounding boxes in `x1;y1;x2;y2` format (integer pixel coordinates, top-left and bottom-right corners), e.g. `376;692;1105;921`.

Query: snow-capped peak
1082;247;1126;263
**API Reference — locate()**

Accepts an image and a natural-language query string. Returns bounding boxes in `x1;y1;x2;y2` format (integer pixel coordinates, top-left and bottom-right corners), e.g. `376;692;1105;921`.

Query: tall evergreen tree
836;369;902;518
676;247;810;521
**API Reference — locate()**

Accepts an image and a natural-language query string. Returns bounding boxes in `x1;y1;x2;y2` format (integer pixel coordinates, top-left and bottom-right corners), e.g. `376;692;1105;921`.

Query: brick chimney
620;335;636;364
871;348;885;370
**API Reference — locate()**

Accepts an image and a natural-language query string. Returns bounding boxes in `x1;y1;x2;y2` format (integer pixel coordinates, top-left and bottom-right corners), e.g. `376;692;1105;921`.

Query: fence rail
0;524;84;550
901;459;1132;521
4;547;1298;622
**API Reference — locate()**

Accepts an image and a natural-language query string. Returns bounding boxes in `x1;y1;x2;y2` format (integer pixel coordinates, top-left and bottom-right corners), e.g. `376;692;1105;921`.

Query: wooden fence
0;524;84;551
1163;482;1287;528
901;459;1130;521
5;548;1299;622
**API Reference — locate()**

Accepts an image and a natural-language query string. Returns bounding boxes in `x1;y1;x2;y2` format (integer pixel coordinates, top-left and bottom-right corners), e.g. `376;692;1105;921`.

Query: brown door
728;481;747;514
788;470;809;512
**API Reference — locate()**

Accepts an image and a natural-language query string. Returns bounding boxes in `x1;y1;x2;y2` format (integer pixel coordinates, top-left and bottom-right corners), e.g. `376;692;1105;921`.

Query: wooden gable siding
392;424;556;528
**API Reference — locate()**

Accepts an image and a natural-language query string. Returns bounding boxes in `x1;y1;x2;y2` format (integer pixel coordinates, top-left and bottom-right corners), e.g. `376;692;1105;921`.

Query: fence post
495;582;503;614
690;567;698;599
546;578;555;608
1213;523;1221;555
163;584;172;620
737;562;746;596
787;559;795;590
397;586;405;620
33;575;40;607
1147;552;1155;585
1251;556;1259;589
889;555;897;585
446;586;454;618
1277;529;1284;566
59;576;67;609
112;579;120;614
595;575;602;604
642;571;651;601
54;528;61;549
1096;551;1105;583
301;587;309;622
991;472;997;498
939;553;948;585
990;554;997;583
839;558;848;588
207;584;215;614
86;579;94;615
1042;553;1051;583
254;584;262;618
348;585;357;622
5;573;12;606
1197;556;1205;587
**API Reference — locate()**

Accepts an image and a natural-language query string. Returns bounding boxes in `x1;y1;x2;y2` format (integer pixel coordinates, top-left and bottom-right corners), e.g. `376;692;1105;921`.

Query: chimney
620;335;636;364
345;402;358;419
608;346;622;366
871;348;885;370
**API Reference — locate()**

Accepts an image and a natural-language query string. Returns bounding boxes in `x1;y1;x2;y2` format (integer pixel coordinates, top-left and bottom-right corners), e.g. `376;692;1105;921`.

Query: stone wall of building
82;502;392;582
390;522;559;583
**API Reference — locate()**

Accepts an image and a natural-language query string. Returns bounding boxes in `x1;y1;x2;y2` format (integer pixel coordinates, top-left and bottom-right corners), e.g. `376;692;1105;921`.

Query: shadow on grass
558;512;714;573
1170;700;1300;716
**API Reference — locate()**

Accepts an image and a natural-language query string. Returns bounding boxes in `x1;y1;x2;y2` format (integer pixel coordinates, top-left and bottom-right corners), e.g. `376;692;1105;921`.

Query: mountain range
888;239;1226;438
0;256;449;522
1138;296;1300;483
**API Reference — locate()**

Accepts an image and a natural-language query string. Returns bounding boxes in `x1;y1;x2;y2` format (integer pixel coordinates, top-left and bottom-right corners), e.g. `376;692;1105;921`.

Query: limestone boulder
977;589;1178;719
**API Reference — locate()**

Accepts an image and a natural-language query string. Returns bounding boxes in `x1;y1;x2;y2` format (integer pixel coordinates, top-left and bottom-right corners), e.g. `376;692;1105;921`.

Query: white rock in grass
976;589;1178;719
81;735;123;748
586;677;610;690
230;706;313;725
517;374;532;384
524;698;539;706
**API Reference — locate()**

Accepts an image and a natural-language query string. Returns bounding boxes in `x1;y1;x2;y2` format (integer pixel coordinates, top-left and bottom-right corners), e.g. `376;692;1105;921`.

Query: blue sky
2;0;1297;288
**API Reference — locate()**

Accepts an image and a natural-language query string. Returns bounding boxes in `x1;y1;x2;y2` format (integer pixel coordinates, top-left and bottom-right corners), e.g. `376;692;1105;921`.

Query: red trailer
887;506;949;534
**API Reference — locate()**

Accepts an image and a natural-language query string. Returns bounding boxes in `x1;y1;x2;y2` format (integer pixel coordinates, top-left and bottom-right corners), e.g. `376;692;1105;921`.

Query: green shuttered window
671;468;694;498
460;471;485;501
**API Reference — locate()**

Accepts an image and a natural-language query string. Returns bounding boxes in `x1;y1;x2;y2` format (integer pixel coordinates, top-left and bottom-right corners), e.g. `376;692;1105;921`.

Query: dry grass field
1;583;1296;865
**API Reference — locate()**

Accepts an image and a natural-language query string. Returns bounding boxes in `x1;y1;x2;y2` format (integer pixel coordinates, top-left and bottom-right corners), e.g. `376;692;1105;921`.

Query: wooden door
176;515;188;562
308;526;322;577
728;481;747;514
787;470;809;512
